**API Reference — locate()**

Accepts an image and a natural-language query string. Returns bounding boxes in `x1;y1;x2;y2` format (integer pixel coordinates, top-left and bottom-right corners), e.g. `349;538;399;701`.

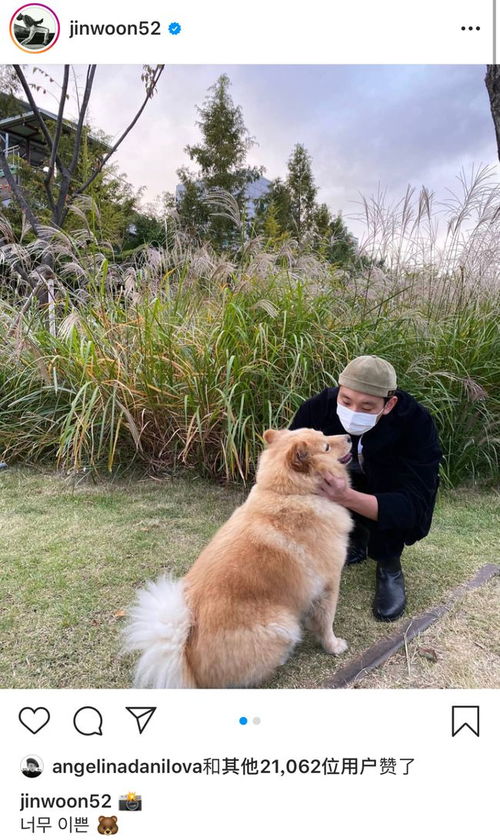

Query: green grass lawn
1;467;498;689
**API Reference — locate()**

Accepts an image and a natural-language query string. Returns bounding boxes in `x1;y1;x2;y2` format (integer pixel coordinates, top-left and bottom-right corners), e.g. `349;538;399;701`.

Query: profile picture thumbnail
10;4;60;53
21;755;44;778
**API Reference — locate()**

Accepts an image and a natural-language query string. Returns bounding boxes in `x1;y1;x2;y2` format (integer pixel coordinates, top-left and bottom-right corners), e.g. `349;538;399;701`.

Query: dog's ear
263;429;284;446
287;440;311;473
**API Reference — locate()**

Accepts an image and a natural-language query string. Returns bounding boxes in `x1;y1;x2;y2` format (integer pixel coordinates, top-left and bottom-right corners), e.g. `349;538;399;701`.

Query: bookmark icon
451;706;480;737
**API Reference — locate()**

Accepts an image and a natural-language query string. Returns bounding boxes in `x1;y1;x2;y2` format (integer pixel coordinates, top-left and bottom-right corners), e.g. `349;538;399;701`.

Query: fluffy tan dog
123;428;353;688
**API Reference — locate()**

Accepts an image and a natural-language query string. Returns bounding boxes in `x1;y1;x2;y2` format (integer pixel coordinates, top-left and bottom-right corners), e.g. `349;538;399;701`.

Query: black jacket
289;387;442;545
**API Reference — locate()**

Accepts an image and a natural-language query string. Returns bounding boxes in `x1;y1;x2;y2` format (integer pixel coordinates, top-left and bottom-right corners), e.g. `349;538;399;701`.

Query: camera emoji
119;792;142;811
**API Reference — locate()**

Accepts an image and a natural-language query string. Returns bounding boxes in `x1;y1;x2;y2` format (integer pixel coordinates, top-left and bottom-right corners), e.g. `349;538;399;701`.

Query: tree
2;122;141;248
254;177;293;240
0;64;164;301
255;145;318;242
485;65;500;161
0;64;164;240
260;199;281;240
254;146;357;264
314;206;357;264
0;66;22;110
176;74;263;249
122;207;167;251
286;143;317;239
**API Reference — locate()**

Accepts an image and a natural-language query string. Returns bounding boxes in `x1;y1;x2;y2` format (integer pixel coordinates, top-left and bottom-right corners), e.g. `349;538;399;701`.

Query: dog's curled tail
122;575;197;688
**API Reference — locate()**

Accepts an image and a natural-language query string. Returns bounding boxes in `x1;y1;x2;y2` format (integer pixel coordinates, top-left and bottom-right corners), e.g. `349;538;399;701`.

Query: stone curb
321;563;500;689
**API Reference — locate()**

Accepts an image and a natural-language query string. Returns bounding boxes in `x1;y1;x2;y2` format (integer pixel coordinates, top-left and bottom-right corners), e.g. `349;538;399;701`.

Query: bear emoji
97;815;118;835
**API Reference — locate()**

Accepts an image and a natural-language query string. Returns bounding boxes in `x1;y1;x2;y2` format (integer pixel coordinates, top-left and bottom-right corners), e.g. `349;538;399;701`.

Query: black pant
349;512;405;562
349;470;405;562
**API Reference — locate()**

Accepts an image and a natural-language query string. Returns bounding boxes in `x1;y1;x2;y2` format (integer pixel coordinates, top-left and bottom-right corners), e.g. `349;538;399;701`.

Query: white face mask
336;403;383;436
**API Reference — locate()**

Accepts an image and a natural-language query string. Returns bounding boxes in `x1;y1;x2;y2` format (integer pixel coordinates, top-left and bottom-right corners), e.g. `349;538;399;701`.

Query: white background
4;689;497;838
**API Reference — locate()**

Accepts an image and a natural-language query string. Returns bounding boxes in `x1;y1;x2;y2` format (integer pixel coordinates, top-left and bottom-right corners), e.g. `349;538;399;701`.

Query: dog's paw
324;636;348;655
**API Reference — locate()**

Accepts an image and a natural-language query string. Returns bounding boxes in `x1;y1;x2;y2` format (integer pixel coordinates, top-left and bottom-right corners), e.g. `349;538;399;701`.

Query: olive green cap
338;355;397;397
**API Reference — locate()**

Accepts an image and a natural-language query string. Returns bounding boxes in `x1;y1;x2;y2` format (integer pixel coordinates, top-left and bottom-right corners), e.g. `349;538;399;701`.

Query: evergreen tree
261;199;281;240
175;168;210;240
313;202;331;238
286;143;317;239
313;203;357;264
176;74;263;249
255;174;357;265
327;213;357;264
255;145;318;243
254;177;293;240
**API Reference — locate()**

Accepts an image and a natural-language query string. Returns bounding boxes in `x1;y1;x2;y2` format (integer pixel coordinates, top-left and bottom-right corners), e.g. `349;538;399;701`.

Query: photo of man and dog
0;64;498;689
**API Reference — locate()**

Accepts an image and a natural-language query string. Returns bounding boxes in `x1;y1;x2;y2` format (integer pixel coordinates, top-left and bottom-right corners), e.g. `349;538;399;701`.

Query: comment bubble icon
73;706;103;736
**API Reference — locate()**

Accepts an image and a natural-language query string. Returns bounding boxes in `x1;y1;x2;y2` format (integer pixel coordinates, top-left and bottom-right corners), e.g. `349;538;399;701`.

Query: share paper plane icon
126;707;157;734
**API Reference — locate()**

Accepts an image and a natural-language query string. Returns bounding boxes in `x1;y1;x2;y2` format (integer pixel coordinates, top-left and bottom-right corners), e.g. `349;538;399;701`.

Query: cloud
7;64;499;226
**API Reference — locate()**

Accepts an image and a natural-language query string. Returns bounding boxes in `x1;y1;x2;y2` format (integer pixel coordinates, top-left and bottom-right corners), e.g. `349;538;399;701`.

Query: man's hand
318;474;379;521
317;471;349;504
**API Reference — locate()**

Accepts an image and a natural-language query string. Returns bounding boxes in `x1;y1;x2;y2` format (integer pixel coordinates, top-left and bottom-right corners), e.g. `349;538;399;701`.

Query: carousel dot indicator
239;716;248;725
253;717;261;725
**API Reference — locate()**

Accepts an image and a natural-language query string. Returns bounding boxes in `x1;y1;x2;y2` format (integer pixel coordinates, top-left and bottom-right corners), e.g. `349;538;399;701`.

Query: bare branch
5;64;164;235
13;65;69;179
54;65;96;224
68;66;96;175
45;65;70;190
70;65;165;202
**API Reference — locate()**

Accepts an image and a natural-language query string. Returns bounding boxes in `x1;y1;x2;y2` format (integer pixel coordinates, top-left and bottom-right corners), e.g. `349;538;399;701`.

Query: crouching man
289;355;442;621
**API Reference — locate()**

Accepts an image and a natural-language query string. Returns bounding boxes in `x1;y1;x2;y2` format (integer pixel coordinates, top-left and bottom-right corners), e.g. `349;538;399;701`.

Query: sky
6;64;499;234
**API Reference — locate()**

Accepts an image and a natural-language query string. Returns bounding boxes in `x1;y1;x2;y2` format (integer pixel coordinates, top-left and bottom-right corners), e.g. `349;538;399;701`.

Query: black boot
345;542;367;565
373;557;406;621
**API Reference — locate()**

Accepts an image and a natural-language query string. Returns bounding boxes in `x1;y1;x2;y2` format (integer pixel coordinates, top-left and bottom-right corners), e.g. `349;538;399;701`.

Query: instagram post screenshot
0;1;498;837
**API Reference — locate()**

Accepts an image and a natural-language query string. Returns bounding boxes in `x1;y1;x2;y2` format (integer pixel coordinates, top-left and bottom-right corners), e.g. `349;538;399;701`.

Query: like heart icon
19;707;51;734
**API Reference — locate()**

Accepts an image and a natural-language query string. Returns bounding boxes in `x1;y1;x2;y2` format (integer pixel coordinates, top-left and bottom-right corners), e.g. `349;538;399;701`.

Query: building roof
0;110;68;140
0;96;109;150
